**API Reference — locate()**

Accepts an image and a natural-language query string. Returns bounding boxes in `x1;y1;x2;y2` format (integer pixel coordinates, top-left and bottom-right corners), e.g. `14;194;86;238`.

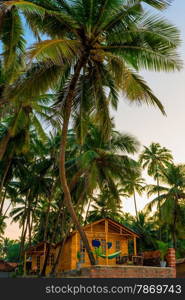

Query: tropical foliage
0;0;184;275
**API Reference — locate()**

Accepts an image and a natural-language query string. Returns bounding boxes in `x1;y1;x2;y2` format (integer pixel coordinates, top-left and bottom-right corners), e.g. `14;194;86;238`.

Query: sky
4;0;185;239
113;0;185;214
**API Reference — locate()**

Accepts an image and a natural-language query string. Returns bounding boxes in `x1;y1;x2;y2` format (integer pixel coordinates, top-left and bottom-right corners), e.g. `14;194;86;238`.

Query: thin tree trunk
59;57;96;266
51;186;89;275
43;182;55;242
0;105;22;161
156;173;162;240
69;169;86;191
27;199;32;247
0;159;12;214
0;132;11;161
84;197;92;225
0;189;7;216
51;213;69;275
172;198;178;249
19;221;25;259
19;219;28;259
133;190;138;219
41;201;64;276
19;190;31;258
3;201;11;217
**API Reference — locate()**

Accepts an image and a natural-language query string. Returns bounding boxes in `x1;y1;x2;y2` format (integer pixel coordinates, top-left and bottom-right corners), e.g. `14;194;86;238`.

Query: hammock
98;251;121;259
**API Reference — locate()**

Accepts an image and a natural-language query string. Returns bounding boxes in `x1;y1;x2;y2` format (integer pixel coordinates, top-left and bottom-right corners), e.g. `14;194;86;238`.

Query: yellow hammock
98;250;121;259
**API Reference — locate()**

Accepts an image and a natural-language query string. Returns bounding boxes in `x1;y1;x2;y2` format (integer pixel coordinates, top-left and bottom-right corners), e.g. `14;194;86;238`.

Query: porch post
133;236;137;256
105;220;108;265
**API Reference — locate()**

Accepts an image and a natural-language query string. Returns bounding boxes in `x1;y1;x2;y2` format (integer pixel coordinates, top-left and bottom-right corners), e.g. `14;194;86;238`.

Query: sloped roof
26;241;55;255
56;217;140;247
31;218;140;250
0;260;15;272
84;218;140;238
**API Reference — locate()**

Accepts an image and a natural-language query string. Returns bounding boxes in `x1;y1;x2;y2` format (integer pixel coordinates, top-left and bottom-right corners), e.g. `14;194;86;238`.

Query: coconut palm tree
139;143;173;237
70;119;140;203
123;170;145;219
131;211;158;251
145;164;185;249
87;184;126;223
1;0;181;264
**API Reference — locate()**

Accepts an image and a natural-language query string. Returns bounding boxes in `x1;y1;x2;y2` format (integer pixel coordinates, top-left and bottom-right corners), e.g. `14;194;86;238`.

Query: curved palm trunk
59;57;96;266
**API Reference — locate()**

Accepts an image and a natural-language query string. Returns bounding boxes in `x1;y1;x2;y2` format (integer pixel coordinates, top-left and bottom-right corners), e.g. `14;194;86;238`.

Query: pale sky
4;0;185;239
114;0;185;214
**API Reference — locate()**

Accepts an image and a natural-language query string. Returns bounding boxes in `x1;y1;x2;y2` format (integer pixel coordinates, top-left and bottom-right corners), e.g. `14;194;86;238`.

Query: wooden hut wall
56;237;73;272
31;248;55;274
73;222;129;268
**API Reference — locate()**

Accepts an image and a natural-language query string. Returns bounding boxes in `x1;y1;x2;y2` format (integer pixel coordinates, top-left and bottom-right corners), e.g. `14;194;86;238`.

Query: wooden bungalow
25;241;56;275
26;218;140;275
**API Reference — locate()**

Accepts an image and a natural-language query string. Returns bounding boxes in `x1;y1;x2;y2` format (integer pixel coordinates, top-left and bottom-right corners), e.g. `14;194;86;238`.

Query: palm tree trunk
172;198;178;249
3;201;11;217
27;200;32;247
156;173;162;240
43;183;55;242
0;189;7;216
19;219;28;259
51;214;69;275
41;201;64;276
19;221;26;259
0;132;11;161
0;105;22;161
52;234;67;275
0;159;12;214
84;197;92;225
133;190;138;219
59;57;96;266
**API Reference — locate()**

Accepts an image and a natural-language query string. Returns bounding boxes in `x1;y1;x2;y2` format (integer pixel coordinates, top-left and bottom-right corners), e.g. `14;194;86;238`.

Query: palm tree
87;184;125;223
131;211;158;251
145;164;185;249
123;170;145;219
70;119;140;203
1;0;181;264
139;143;173;237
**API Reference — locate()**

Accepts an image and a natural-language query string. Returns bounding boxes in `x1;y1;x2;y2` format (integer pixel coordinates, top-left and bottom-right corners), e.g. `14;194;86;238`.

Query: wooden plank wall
69;222;129;269
31;248;56;275
56;239;72;272
53;221;134;272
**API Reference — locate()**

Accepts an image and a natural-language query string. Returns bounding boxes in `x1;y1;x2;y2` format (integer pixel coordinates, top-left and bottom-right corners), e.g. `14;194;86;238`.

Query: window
36;256;40;271
80;240;85;263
